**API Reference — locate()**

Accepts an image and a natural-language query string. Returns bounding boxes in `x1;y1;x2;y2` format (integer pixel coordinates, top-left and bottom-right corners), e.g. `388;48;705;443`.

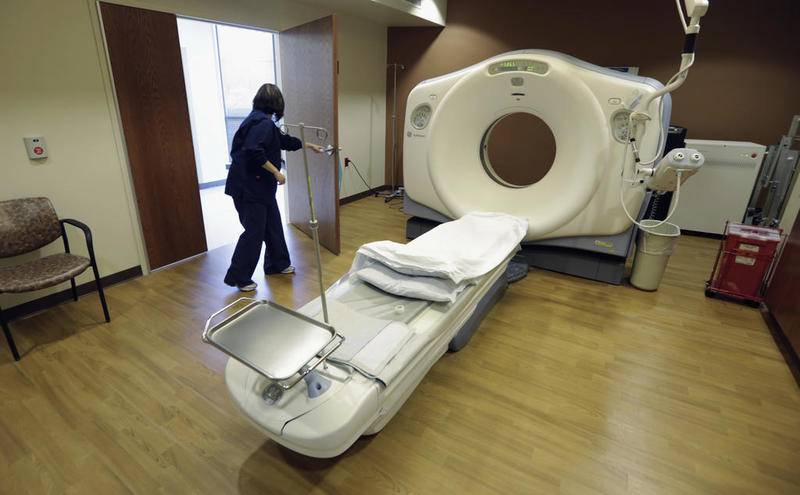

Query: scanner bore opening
480;112;557;188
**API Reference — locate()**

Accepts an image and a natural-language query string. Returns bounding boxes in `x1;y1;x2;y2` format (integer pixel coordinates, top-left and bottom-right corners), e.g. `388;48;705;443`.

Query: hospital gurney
206;249;516;458
202;122;527;457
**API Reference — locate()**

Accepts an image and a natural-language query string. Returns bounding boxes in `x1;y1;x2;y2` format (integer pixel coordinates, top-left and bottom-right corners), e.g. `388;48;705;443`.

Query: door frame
91;1;299;272
92;0;150;272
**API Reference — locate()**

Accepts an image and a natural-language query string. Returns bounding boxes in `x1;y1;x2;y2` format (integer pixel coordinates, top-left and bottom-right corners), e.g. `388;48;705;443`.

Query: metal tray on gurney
202;298;344;390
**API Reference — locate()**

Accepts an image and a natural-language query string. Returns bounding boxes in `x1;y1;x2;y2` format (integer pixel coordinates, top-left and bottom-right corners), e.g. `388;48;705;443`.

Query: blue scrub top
224;109;303;203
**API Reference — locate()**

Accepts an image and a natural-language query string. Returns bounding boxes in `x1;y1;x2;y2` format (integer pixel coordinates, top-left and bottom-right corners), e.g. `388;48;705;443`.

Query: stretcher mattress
224;255;512;456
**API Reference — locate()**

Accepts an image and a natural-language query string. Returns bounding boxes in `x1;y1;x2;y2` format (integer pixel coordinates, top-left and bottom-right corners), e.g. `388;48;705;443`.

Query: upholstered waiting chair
0;197;110;361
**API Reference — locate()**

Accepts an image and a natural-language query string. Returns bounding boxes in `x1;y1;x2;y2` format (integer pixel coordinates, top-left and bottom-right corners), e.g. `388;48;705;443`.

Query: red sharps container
706;223;783;306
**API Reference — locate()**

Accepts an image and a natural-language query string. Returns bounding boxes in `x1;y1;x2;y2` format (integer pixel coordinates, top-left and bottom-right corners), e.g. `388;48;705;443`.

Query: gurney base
448;274;507;352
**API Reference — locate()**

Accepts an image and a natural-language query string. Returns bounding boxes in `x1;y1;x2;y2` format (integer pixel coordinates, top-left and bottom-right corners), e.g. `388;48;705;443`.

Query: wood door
100;2;207;269
766;214;800;353
279;16;340;255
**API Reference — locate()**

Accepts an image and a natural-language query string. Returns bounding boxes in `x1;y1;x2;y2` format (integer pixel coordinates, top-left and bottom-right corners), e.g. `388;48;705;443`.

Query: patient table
204;213;526;458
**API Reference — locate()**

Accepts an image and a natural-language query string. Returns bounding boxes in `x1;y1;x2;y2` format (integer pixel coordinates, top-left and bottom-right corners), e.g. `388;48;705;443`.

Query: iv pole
281;122;330;324
384;63;405;203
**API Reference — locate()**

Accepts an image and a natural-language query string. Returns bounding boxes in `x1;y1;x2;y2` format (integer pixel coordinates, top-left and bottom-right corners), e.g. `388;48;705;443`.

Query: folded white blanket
355;260;469;303
357;212;527;284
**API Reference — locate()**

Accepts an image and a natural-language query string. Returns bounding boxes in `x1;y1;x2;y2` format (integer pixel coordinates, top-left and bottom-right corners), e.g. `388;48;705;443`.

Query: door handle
322;145;341;157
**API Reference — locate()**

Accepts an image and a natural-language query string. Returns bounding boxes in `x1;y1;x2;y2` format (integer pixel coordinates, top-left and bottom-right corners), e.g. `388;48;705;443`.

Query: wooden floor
1;197;798;494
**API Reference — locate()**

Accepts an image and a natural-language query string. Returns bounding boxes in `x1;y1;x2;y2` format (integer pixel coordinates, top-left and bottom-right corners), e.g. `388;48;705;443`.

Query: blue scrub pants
224;196;291;285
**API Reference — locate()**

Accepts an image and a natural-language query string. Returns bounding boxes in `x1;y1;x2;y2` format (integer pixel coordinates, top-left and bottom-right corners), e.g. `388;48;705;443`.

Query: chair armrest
60;219;95;259
61;218;91;235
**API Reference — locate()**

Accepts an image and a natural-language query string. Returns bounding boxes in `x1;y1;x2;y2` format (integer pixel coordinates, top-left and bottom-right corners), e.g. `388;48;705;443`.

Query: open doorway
100;3;340;267
177;18;285;251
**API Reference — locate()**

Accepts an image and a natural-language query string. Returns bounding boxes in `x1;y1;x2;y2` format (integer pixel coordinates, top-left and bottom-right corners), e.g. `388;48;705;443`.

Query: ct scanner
402;50;670;243
402;0;710;284
206;0;711;459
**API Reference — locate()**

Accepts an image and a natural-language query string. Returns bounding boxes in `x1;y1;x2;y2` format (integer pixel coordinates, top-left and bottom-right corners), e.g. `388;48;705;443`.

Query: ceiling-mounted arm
683;0;709;34
619;0;710;226
635;0;709;115
628;0;710;168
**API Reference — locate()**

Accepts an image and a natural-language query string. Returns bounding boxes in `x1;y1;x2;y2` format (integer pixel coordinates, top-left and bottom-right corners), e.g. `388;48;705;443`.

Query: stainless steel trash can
630;220;681;291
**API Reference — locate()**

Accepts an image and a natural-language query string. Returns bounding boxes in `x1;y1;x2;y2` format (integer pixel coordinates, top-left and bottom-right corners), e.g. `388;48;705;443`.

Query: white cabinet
669;140;765;235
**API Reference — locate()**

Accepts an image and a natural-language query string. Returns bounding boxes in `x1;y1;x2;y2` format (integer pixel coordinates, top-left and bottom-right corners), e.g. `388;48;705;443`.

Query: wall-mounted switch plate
23;136;48;159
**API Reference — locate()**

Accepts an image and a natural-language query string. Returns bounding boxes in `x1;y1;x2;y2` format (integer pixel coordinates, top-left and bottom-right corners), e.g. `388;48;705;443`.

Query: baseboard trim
682;229;724;240
760;305;800;387
199;179;226;190
340;185;391;205
3;266;143;321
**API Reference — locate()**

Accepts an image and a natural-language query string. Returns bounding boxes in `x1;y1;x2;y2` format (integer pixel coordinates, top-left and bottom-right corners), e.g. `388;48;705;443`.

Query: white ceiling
296;0;445;26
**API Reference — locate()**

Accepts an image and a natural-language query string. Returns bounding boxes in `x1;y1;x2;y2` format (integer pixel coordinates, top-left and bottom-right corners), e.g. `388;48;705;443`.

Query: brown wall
766;209;800;355
386;0;800;185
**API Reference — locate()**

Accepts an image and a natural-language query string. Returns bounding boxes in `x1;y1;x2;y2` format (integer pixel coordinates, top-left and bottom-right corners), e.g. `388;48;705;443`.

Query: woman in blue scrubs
223;83;322;292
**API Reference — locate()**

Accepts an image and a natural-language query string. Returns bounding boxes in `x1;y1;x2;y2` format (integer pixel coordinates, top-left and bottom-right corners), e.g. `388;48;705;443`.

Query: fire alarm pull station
24;137;48;160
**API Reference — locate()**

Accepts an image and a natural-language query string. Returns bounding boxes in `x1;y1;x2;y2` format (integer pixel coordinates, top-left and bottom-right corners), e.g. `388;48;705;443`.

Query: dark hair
252;83;285;120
